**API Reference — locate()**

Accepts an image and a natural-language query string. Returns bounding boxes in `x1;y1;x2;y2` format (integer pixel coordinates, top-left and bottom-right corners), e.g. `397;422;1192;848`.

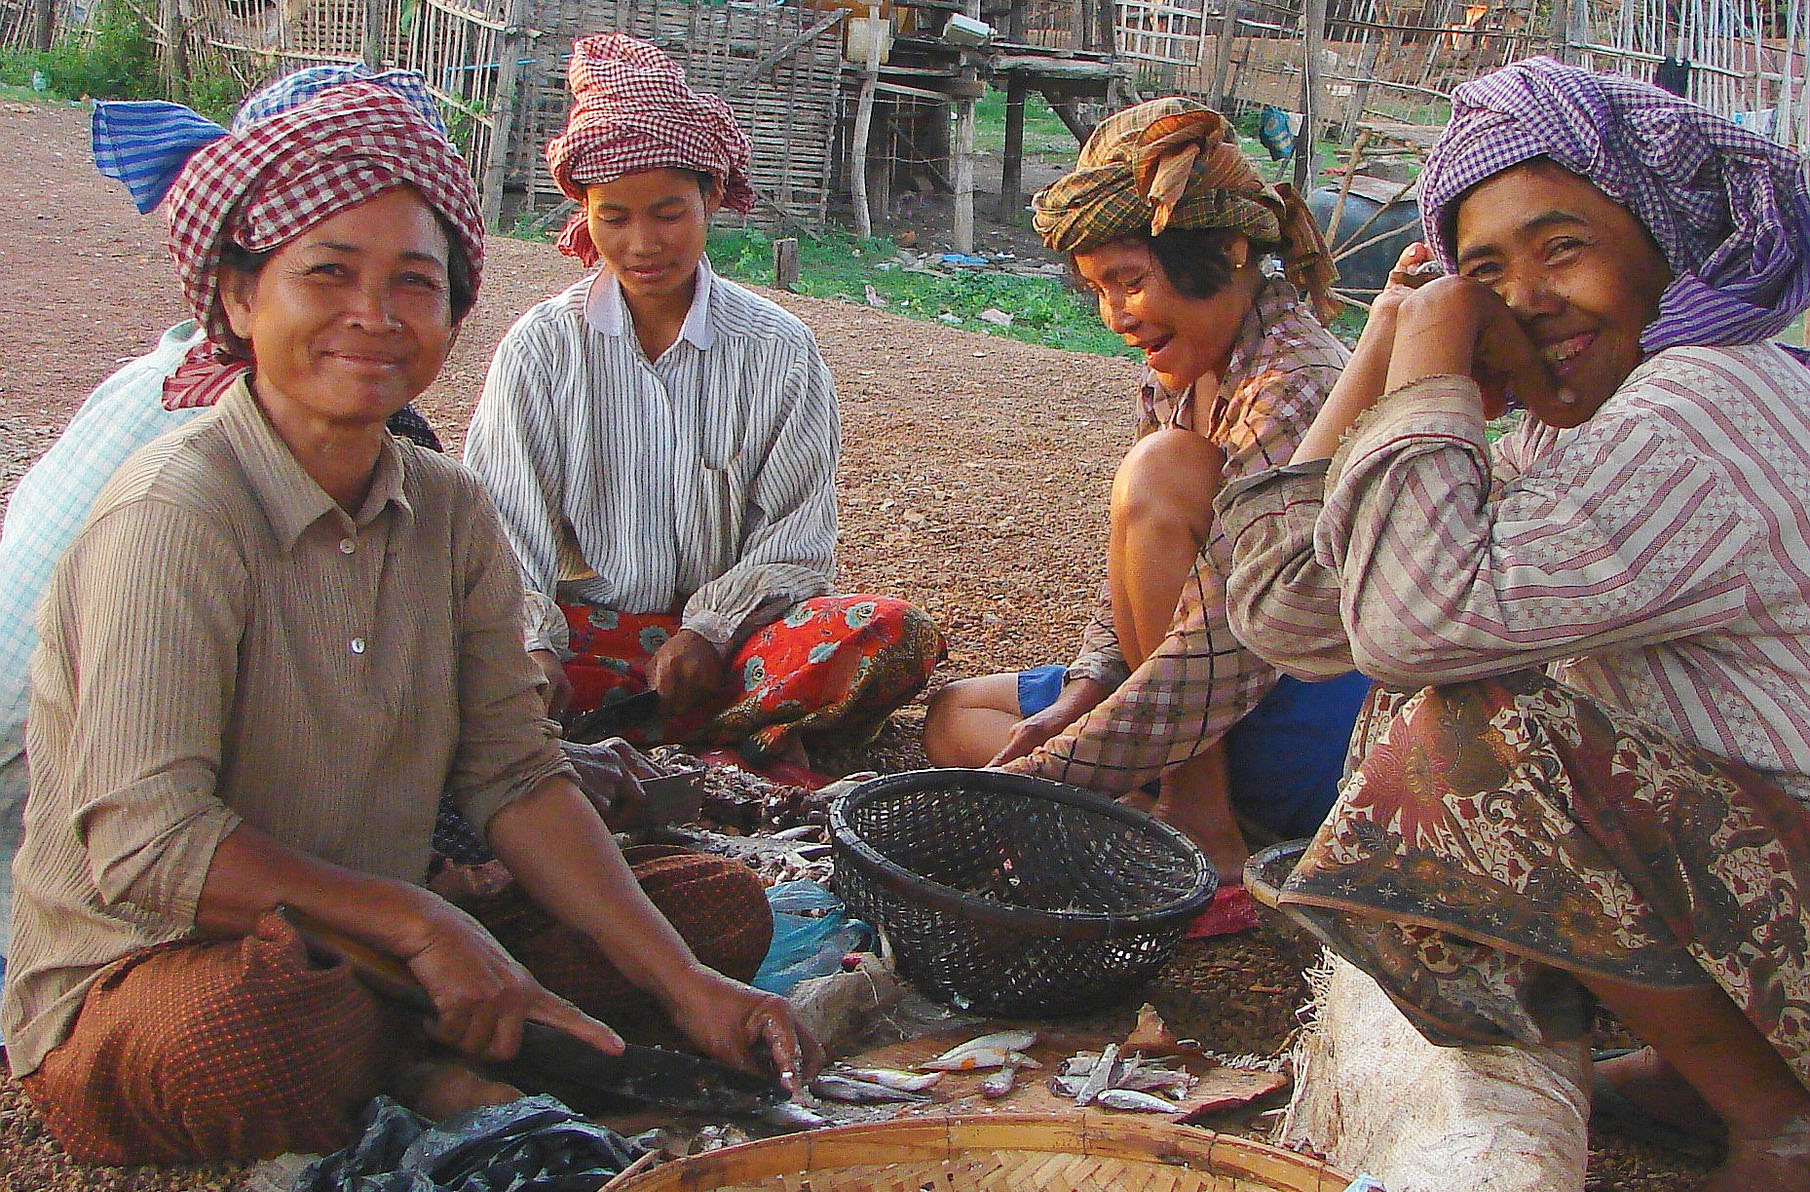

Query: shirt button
350;637;367;654
339;537;356;555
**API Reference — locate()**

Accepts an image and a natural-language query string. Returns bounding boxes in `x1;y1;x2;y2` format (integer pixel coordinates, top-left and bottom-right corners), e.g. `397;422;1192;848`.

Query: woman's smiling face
1073;237;1254;393
1452;159;1673;425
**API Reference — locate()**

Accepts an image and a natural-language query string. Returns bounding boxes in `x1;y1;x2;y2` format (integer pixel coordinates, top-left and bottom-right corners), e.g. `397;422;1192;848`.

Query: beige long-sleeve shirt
4;380;572;1075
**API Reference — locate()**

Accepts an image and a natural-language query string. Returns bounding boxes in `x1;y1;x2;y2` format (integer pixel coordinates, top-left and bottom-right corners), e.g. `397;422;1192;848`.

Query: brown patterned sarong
20;849;773;1164
1280;671;1810;1091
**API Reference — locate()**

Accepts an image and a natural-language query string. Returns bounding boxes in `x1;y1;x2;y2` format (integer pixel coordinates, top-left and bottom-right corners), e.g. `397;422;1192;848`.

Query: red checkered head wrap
165;81;485;359
545;33;756;266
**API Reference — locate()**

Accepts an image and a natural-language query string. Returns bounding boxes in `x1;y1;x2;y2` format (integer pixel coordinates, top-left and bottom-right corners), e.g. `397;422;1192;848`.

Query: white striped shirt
465;260;839;653
1220;342;1810;803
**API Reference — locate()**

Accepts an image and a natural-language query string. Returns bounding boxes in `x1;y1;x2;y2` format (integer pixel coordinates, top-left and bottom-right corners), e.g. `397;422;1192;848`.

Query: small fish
1049;1074;1086;1098
980;1062;1021;1099
1074;1042;1120;1106
917;1029;1040;1071
830;1066;944;1093
758;1102;828;1131
1061;1055;1098;1077
1095;1087;1181;1113
1115;1067;1195;1096
809;1074;932;1104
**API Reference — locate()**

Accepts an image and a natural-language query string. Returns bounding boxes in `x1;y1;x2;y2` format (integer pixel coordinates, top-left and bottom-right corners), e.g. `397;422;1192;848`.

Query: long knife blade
281;907;787;1117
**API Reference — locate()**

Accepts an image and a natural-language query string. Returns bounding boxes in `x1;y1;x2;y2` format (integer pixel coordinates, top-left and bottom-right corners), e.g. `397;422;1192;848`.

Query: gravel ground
0;97;1699;1189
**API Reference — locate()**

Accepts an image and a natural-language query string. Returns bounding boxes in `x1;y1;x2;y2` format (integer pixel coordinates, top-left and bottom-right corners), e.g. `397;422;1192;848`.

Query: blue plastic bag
752;880;874;995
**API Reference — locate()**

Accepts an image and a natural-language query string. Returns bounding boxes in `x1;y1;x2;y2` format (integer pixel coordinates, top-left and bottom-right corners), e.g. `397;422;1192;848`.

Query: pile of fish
1049;1042;1200;1113
807;1029;1042;1104
645;747;862;833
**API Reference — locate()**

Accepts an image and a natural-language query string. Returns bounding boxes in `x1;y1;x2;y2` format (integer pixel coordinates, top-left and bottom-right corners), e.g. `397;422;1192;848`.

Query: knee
636;853;772;982
1111;429;1223;533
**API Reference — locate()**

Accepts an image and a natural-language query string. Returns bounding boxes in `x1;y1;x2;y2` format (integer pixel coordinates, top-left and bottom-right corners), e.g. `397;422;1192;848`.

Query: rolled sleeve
46;502;249;923
682;353;838;643
1217;461;1356;679
447;485;577;834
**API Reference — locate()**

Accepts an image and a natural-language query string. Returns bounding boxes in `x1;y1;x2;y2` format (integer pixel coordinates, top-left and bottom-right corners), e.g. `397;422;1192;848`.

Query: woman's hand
402;898;624;1063
1388;275;1559;417
560;736;660;828
649;629;734;716
1292;242;1444;463
988;677;1109;766
664;968;825;1095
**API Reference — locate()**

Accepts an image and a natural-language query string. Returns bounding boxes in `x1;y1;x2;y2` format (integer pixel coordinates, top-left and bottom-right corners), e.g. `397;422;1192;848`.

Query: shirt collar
219;378;414;553
583;255;717;351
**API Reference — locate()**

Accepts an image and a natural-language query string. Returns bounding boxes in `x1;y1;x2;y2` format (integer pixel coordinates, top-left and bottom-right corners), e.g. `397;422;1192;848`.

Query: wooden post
1209;3;1239;111
773;237;800;291
952;0;980;254
158;0;188;101
480;0;532;231
32;0;52;50
953;91;977;253
1095;0;1115;59
1071;0;1090;52
362;0;388;69
850;4;883;239
997;73;1028;221
1294;0;1326;192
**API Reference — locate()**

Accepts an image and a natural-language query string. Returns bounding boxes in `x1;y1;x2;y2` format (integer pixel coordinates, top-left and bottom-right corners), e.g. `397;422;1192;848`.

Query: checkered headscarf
165;81;484;359
545;33;755;266
1422;56;1810;353
1032;98;1338;322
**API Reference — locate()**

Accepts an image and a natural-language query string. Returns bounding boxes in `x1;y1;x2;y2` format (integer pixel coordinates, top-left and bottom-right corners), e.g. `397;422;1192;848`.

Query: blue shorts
1018;664;1370;839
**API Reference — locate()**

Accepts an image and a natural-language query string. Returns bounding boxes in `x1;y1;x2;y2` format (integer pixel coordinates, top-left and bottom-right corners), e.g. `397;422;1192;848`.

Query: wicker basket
603;1113;1354;1192
828;769;1216;1016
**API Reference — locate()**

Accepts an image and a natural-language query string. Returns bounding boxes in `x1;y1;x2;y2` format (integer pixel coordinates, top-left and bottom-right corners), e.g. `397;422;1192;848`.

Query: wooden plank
717;8;845;99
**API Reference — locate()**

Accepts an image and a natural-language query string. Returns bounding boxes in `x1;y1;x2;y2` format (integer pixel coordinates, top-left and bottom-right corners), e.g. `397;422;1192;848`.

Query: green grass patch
971;89;1078;163
707;225;1137;358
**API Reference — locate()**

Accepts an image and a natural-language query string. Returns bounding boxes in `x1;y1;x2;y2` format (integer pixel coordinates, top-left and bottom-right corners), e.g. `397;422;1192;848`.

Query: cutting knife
280;907;787;1118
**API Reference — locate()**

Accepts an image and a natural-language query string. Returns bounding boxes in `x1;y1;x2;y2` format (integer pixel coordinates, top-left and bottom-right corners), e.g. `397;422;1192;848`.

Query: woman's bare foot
394;1060;524;1121
1596;1046;1726;1144
1701;1117;1810;1191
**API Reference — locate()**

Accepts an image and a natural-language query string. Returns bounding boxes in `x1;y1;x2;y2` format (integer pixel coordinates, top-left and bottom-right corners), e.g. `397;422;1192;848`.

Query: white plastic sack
1281;951;1590;1192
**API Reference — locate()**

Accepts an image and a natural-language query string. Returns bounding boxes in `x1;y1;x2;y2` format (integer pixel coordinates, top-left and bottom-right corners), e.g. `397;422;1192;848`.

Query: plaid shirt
1003;276;1348;793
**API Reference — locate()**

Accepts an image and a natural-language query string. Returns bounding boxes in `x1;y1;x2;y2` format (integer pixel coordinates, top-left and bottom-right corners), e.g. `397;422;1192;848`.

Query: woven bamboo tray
603;1113;1354;1192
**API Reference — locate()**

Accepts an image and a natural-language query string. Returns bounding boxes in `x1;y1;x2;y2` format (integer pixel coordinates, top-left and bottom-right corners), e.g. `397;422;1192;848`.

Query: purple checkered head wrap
1421;56;1810;353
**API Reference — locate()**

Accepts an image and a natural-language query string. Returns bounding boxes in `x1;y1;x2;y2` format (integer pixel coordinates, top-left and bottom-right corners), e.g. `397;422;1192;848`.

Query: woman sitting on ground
3;73;816;1165
1219;58;1810;1190
923;98;1370;887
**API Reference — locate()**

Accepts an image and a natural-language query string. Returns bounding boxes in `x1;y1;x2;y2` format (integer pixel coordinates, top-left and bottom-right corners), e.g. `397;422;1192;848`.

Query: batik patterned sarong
1280;670;1810;1091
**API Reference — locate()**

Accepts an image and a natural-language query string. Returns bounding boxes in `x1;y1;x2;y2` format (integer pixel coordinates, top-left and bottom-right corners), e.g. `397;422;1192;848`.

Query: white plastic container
942;12;993;46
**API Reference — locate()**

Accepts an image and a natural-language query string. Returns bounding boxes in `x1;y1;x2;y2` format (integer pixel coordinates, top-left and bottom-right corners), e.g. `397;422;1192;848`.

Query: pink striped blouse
1219;342;1810;805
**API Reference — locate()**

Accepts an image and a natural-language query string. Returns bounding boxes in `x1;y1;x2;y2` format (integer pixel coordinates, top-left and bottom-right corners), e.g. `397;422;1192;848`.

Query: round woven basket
603;1113;1353;1192
828;768;1216;1015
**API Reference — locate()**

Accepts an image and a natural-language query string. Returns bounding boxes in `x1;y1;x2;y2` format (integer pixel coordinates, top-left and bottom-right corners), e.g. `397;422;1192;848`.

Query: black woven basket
828;769;1217;1016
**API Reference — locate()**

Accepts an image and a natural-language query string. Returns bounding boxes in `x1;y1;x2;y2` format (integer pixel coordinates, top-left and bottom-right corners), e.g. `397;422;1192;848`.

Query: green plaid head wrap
1033;98;1338;320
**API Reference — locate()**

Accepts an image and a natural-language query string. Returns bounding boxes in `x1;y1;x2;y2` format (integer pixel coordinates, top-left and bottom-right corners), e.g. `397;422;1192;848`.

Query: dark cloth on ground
297;1094;641;1192
20;849;771;1164
1279;671;1810;1090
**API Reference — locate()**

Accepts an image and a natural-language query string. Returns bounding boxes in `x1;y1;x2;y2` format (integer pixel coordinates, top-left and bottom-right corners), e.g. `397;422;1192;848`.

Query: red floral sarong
560;594;943;756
